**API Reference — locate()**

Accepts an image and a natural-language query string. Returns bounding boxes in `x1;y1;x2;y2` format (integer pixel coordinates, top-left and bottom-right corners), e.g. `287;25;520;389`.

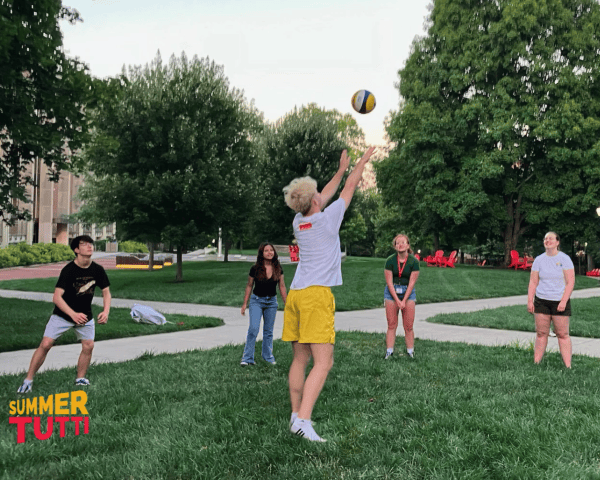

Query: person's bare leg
534;314;551;364
401;301;416;351
385;300;399;350
76;340;94;379
552;315;572;368
297;343;334;420
24;337;55;381
288;342;312;413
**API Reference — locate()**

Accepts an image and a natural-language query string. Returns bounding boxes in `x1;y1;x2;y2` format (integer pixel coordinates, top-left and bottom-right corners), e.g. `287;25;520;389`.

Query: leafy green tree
378;0;600;265
77;52;262;281
0;1;91;224
260;105;365;243
340;212;367;255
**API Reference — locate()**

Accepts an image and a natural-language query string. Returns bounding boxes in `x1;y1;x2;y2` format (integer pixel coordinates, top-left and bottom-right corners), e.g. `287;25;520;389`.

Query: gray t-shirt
290;198;346;290
532;251;574;301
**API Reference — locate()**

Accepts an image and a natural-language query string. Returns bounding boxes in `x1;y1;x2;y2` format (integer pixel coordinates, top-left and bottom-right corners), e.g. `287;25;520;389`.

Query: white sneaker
549;331;557;337
290;418;327;442
289;412;298;428
17;380;32;394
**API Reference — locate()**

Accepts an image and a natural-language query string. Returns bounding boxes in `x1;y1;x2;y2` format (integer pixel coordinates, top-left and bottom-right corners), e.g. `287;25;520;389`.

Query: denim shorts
384;285;416;302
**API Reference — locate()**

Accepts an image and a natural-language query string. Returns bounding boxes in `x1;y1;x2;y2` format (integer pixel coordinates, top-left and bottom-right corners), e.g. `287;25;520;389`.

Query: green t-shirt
384;254;420;286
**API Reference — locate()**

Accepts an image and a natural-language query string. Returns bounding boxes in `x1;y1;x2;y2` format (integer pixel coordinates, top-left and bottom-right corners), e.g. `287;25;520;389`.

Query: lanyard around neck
396;254;408;280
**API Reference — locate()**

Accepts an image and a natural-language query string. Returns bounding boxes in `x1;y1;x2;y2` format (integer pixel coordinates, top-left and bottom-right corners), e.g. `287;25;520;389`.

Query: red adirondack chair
518;255;533;270
477;259;487;267
414;253;421;261
440;250;457;268
586;268;600;277
288;245;299;262
507;250;525;270
426;250;444;267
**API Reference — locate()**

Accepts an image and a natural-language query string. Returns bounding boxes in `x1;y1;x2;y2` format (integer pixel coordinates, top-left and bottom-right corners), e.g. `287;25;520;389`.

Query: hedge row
0;243;75;269
118;241;149;253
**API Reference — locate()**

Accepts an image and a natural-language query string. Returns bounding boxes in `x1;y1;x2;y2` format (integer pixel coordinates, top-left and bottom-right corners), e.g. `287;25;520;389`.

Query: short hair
283;177;318;215
70;235;94;253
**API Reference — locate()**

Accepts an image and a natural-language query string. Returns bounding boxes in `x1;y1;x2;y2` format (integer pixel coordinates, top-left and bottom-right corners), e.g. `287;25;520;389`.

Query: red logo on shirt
299;222;313;231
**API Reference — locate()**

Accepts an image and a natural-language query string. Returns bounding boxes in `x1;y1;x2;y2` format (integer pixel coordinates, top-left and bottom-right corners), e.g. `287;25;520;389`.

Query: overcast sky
60;0;431;146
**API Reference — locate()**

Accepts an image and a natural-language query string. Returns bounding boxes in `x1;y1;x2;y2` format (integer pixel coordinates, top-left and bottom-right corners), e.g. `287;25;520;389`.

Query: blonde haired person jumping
282;146;375;442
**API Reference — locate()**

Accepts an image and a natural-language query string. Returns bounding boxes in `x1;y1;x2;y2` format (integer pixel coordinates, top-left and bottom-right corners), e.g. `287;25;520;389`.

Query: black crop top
249;265;281;297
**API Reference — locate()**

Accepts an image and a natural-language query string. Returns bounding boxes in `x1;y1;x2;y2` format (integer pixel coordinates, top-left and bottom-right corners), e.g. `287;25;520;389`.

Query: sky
60;0;431;146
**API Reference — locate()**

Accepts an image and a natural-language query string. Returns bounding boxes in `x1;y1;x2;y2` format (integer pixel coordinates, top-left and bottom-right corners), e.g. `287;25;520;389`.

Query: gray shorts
43;315;95;341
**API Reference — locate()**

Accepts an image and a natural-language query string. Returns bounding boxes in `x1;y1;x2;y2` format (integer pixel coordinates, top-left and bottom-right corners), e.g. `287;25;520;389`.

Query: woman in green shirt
383;234;420;359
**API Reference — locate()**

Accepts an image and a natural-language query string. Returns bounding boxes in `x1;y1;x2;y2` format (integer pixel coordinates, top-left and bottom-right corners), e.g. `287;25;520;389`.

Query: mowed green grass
428;296;600;338
2;332;600;479
0;297;223;353
1;258;597;310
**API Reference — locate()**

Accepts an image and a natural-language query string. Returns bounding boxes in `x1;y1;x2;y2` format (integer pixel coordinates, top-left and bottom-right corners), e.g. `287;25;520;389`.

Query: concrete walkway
2;287;600;376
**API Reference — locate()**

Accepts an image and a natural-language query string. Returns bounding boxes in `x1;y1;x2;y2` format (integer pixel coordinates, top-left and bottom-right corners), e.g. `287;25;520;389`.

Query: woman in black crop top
240;243;287;366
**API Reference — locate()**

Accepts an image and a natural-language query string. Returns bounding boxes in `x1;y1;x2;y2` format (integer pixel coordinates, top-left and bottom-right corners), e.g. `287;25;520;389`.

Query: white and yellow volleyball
351;89;376;114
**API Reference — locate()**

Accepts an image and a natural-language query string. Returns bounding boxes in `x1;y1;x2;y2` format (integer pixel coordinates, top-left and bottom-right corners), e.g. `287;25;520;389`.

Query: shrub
0;243;74;268
119;241;149;253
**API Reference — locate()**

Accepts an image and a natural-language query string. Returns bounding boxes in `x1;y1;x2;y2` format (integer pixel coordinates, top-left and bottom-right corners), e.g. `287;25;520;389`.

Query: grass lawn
2;331;600;479
427;296;600;338
1;298;223;353
1;258;598;311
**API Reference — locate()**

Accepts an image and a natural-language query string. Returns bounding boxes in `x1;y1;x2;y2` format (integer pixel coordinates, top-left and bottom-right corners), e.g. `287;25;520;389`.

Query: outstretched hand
361;146;376;163
339;149;350;172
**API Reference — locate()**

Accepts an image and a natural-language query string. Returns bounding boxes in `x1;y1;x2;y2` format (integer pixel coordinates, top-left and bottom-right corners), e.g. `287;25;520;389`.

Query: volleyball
351;89;376;114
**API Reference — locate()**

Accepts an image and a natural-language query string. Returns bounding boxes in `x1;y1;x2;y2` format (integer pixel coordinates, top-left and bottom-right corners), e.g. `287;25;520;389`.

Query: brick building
0;159;115;247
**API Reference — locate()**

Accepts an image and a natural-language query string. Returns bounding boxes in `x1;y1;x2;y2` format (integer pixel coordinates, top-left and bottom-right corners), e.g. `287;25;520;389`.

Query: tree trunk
433;232;439;251
175;246;183;282
148;243;154;271
224;239;232;262
503;192;529;266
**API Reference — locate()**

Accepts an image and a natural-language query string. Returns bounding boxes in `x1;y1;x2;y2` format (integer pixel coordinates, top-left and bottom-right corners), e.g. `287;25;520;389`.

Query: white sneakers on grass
17;380;32;394
290;418;327;442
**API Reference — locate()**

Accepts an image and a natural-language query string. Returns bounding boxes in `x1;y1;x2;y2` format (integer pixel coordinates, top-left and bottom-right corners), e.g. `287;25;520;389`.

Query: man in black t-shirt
17;235;112;394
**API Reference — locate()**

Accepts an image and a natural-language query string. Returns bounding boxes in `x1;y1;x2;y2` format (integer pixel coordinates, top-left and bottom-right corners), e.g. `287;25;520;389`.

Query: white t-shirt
290;198;346;290
532;251;574;301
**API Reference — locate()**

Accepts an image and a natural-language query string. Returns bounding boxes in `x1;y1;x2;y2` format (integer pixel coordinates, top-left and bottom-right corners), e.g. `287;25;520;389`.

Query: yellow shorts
283;286;335;344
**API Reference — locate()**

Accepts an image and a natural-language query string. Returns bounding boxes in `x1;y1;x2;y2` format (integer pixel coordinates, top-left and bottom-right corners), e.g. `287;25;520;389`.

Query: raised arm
320;149;351;206
339;147;376;209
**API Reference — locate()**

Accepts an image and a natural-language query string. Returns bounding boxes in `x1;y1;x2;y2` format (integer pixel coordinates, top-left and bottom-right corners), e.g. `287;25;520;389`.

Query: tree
259;105;365;244
339;212;367;254
77;52;262;281
378;0;600;264
0;1;91;224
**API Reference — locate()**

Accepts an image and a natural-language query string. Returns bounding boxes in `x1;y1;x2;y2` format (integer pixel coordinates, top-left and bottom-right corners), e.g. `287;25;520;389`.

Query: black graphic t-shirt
53;261;110;323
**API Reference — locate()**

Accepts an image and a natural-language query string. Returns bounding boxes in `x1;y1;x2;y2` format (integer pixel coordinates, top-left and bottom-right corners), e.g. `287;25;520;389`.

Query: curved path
1;287;600;376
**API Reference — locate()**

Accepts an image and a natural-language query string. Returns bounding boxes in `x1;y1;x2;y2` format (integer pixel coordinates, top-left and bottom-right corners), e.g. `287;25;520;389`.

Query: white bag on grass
130;304;170;325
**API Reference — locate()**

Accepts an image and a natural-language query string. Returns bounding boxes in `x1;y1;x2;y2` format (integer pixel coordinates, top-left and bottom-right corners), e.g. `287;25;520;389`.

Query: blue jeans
242;294;278;363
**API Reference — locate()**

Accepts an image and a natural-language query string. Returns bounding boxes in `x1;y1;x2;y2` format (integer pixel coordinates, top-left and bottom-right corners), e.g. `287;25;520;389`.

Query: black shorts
534;296;571;317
